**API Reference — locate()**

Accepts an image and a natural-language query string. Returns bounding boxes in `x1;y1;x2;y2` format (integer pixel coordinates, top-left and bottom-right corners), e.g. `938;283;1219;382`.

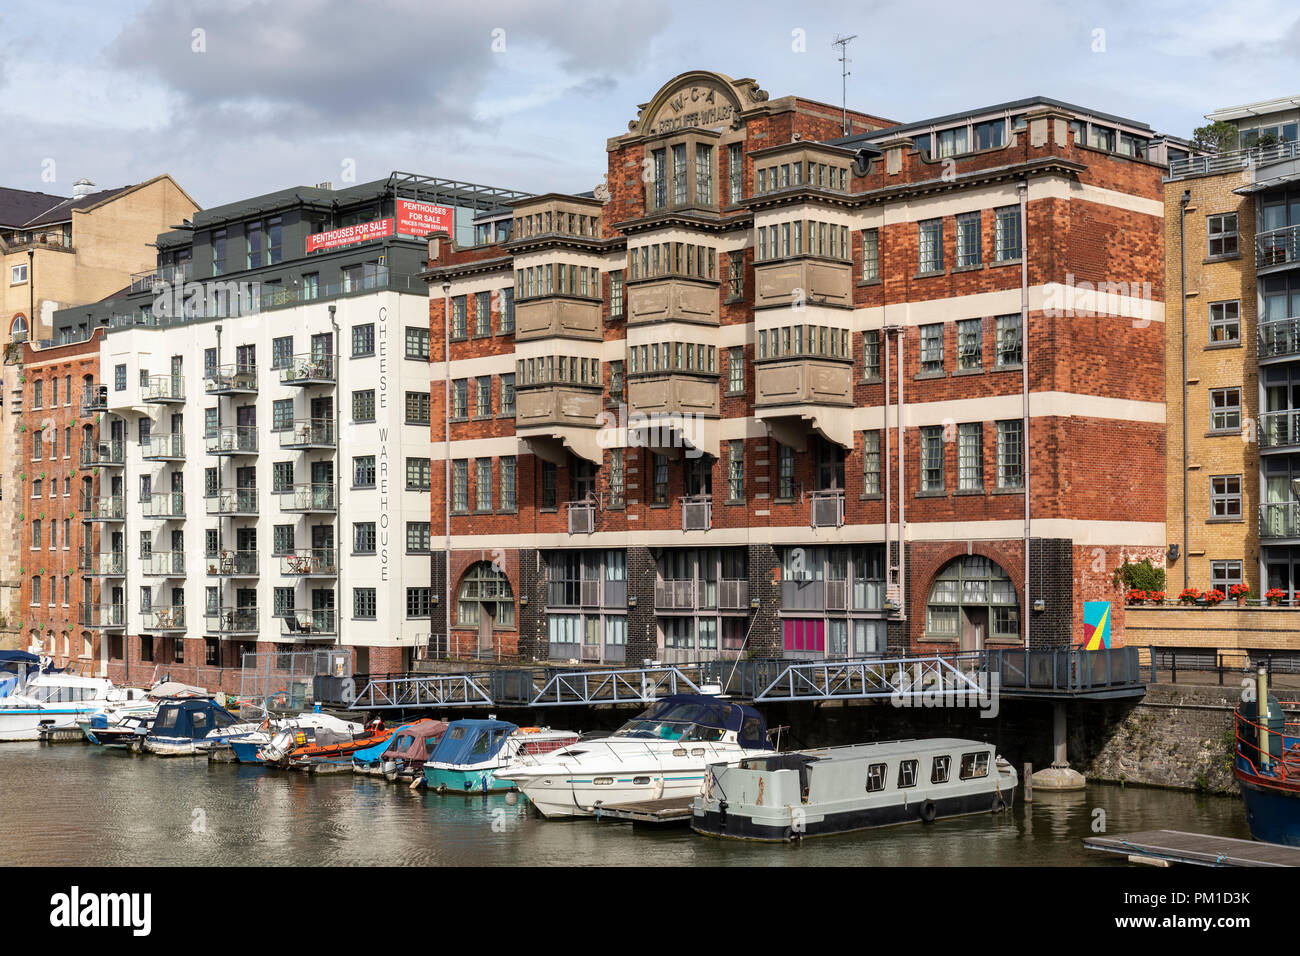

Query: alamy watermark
889;669;1001;718
596;403;708;459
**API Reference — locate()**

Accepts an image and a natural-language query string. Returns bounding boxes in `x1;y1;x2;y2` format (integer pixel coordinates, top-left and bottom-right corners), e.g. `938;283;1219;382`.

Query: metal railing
79;384;107;415
278;482;336;512
204;364;258;393
282;609;337;637
1259;410;1300;449
79;548;125;576
143;551;185;576
141;606;186;631
1259;318;1300;360
1168;141;1300;179
1257;224;1300;270
810;488;845;529
205;607;259;634
141;491;185;519
205;425;258;455
655;579;696;610
1260;502;1300;539
142;433;185;460
566;499;595;534
681;494;712;531
279;353;337;386
204;487;258;514
278;418;335;448
79;439;124;467
205;549;258;575
80;494;124;520
718;578;749;610
142;374;185;403
280;549;338;576
78;602;125;629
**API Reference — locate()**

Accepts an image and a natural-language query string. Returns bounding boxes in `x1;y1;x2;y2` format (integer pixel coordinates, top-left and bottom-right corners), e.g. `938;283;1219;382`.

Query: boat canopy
429;719;519;766
149;699;238;740
353;721;421;763
383;719;449;762
616;695;769;750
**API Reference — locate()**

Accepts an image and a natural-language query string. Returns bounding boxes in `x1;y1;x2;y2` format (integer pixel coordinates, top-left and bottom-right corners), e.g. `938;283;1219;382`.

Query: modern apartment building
426;70;1174;665
1165;96;1300;600
35;173;524;687
1;175;198;646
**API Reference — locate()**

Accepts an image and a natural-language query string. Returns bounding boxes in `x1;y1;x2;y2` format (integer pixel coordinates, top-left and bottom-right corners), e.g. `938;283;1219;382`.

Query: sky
1;0;1295;209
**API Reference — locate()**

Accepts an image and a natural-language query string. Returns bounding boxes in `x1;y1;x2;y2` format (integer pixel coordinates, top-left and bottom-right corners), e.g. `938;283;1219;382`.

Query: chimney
71;179;95;200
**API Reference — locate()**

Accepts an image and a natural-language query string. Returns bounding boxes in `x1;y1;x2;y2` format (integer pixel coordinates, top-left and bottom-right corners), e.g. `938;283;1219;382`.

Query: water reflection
0;744;1252;867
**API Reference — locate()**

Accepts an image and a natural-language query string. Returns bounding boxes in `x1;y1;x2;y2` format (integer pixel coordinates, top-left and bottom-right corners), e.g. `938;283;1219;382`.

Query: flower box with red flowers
1203;589;1227;606
1266;588;1287;606
1178;588;1202;604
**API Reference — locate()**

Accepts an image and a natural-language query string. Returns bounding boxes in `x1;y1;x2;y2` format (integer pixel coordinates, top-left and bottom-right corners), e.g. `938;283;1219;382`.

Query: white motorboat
0;674;134;742
495;694;772;817
241;712;365;764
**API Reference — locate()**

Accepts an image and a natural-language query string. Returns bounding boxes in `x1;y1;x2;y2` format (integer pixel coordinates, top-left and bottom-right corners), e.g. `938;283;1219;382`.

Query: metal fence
237;648;352;718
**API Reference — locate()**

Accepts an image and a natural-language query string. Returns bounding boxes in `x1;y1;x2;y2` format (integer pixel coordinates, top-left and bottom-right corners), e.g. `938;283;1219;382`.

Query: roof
24;185;135;227
1208;95;1300;123
0;174;200;230
0;186;68;228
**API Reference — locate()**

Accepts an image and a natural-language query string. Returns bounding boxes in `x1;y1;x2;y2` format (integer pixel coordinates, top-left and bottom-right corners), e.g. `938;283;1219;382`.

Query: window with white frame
996;420;1024;489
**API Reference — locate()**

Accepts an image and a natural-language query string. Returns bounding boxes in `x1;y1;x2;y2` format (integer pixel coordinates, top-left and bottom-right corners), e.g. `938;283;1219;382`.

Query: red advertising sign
306;218;394;253
395;199;454;238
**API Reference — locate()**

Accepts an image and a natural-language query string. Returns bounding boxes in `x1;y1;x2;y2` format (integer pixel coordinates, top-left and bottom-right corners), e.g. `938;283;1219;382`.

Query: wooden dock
594;796;695;826
1084;829;1300;867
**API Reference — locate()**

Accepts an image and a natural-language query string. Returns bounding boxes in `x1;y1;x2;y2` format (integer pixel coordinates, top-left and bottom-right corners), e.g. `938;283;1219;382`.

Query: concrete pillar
1031;701;1086;791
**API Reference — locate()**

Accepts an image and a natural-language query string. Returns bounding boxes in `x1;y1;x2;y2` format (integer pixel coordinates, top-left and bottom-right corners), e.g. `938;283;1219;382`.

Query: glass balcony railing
1259;411;1300;449
204;487;258;515
142;606;186;631
79;440;124;467
1260;502;1300;538
279;549;338;576
206;426;258;455
278;418;335;449
204;549;258;576
143;551;186;577
281;609;337;637
80;494;124;521
204;364;258;394
279;353;337;386
205;607;258;634
277;483;336;512
142;374;185;403
142;433;185;461
141;491;185;519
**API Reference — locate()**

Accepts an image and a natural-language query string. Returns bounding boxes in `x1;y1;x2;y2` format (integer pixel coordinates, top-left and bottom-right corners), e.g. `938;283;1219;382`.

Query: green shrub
1114;559;1165;592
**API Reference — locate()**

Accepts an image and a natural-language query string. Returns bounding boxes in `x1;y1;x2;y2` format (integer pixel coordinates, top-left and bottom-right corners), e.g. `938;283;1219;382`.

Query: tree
1191;120;1239;154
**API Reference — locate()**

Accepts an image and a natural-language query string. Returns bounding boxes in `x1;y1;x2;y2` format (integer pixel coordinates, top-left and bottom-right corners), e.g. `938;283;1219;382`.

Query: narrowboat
142;698;241;755
495;695;771;817
423;720;579;794
1234;667;1300;846
691;738;1017;842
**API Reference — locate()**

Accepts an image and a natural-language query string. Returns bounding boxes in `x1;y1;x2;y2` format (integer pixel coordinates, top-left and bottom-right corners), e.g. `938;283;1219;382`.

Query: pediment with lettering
627;71;768;137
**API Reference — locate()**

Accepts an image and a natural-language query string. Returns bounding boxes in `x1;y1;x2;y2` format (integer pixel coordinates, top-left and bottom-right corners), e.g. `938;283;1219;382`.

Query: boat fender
992;780;1005;813
409;775;422;791
919;800;937;824
719;800;728;825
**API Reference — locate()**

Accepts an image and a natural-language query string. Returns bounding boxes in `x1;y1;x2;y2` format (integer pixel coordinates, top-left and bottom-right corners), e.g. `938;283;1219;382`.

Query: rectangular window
1210;474;1242;518
271;335;293;369
653;453;669;505
352;323;375;357
406;522;431;553
696;144;714;204
500;456;517;511
500;374;515;416
451;296;467;338
354;522;376;554
406;588;433;619
499;287;514;334
862;430;881;495
861;228;880;281
273;525;295;555
272;398;293;431
728;440;744;501
995;314;1022;367
994;205;1021;261
918;218;943;273
474;291;491;337
352;389;375;422
920;323;944;374
541;461;557;509
728;250;744;299
955;211;981;268
475;458;492;511
957;318;982;370
958;423;983;491
1210;387;1242;432
862;330;881;380
727;347;744;394
729;142;743;205
996;420;1024;489
1209;301;1240;344
1210;560;1243;593
1208;213;1239;258
354;588;377;620
672;144;687;206
272;461;294;494
406;457;431;491
273;587;294;618
609;270;624;318
451;379;468;419
475;378;491;418
777;443;795;499
405;390;431;425
452;459;469;513
920;426;944;492
353;455;376;487
609;449;625;508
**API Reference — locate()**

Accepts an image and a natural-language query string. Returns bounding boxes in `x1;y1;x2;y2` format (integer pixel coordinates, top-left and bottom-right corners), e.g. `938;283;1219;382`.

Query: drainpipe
215;322;223;676
329;304;340;657
1019;181;1030;650
896;329;906;619
1180;189;1191;592
883;327;892;599
441;280;452;661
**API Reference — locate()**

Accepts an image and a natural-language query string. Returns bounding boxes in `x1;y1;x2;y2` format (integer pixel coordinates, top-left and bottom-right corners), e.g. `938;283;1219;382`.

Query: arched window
925;555;1019;645
10;314;28;343
457;562;515;628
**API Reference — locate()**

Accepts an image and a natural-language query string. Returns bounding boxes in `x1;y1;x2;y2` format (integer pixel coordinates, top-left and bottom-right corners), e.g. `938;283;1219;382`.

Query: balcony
80;494;124;522
1257;224;1300;271
754;356;855;449
206;425;258;456
142;433;185;461
143;551;185;577
515;384;604;465
142;374;185;404
654;578;749;611
655;580;696;610
281;609;337;639
79;548;125;577
141;606;186;632
546;577;626;609
1259;411;1300;451
781;579;886;612
79;603;126;630
79;384;107;416
718;578;750;611
566;500;595;534
205;549;259;576
1261;502;1300;539
205;487;258;515
278;482;336;513
753;258;852;310
141;491;185;519
204;364;258;395
278;418;335;450
1168;141;1300;180
627;276;719;326
681;494;712;531
206;606;259;635
279;353;337;387
627;373;720;419
513;296;602;342
810;489;846;529
280;549;338;577
79;439;124;468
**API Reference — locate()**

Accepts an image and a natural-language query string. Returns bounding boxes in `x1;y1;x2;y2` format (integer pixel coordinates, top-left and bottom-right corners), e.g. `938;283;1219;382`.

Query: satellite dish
852;148;873;177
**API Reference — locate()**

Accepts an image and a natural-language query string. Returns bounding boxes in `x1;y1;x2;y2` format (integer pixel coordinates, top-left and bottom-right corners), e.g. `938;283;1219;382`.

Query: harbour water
0;743;1253;866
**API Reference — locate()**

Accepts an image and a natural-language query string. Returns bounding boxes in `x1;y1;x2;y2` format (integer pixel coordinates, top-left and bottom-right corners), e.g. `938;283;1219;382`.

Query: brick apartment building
426;69;1181;665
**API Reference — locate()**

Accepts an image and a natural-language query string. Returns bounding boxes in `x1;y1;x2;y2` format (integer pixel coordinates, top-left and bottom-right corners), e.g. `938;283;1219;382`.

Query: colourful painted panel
1082;601;1111;650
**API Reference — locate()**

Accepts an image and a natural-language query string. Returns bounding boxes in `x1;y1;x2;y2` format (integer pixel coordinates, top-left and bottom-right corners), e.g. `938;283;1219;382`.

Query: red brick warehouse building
424;70;1175;664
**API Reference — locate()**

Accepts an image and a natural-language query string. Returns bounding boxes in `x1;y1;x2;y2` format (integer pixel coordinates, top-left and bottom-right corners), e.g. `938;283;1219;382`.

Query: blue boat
1234;669;1300;845
143;698;239;756
423;719;579;793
